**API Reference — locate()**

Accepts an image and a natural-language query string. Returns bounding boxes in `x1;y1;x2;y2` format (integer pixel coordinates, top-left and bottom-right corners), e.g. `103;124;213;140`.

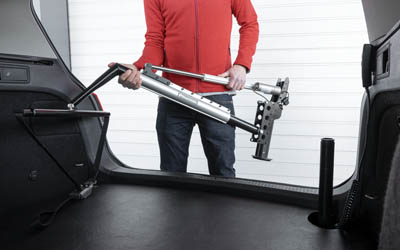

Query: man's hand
108;62;142;90
218;65;247;90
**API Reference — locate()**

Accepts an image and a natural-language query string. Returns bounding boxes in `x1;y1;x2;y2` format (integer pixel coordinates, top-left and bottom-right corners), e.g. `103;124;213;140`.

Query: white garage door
68;0;368;187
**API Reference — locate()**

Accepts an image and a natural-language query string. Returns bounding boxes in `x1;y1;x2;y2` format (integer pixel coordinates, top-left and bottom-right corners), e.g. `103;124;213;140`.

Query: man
110;0;259;177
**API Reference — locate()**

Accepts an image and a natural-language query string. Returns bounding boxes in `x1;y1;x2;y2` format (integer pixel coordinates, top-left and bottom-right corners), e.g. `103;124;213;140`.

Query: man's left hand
218;65;247;90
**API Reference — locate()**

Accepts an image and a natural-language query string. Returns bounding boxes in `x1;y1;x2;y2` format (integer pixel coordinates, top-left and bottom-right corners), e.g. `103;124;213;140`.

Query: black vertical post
318;138;335;228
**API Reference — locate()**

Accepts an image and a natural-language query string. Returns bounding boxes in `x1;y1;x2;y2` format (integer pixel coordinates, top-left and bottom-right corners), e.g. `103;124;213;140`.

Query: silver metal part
203;75;282;95
151;65;202;79
141;74;232;123
67;103;75;110
150;65;282;95
203;74;230;85
71;183;94;200
203;75;281;95
253;82;282;95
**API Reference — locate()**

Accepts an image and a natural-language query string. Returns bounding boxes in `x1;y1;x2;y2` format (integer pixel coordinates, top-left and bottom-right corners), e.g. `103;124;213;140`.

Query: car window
0;0;55;59
32;0;71;68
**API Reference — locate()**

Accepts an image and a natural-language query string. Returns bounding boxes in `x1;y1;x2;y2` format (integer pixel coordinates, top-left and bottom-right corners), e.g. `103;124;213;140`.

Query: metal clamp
143;63;171;86
251;78;290;161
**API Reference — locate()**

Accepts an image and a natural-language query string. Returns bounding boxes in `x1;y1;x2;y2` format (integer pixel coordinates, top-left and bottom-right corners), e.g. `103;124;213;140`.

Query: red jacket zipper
194;0;200;93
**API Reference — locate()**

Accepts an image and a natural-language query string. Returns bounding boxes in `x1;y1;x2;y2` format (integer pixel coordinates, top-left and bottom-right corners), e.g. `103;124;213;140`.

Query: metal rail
151;64;282;95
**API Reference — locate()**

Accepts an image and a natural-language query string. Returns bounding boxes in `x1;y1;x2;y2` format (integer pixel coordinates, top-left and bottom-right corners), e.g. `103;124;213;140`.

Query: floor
2;184;375;250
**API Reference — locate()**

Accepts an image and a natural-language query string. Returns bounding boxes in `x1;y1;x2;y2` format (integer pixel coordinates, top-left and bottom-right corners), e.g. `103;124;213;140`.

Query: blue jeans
156;94;236;177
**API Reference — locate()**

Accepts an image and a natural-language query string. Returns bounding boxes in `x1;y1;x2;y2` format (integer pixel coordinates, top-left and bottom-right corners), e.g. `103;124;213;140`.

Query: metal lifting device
16;63;290;227
68;63;290;161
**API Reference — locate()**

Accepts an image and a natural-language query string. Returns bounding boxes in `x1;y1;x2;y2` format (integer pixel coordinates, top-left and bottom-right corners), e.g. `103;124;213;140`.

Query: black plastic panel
0;64;29;84
0;91;90;216
355;17;400;243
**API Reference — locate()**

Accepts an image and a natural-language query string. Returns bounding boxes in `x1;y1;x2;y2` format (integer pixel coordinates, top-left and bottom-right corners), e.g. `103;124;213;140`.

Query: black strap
16;111;110;229
93;116;110;180
31;196;74;229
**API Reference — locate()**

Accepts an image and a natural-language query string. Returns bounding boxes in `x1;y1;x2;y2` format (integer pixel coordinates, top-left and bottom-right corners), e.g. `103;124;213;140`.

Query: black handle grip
362;44;375;88
71;63;129;107
113;63;129;74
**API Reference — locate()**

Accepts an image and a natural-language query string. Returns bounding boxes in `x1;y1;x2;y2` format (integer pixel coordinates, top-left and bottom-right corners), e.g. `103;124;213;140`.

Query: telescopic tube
151;65;281;95
151;65;202;79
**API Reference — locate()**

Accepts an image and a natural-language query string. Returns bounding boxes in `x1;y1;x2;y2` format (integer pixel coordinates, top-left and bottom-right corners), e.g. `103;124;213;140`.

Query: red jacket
134;0;259;93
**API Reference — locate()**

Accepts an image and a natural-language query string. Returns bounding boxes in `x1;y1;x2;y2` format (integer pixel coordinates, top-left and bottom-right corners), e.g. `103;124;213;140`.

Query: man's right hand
108;62;142;90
